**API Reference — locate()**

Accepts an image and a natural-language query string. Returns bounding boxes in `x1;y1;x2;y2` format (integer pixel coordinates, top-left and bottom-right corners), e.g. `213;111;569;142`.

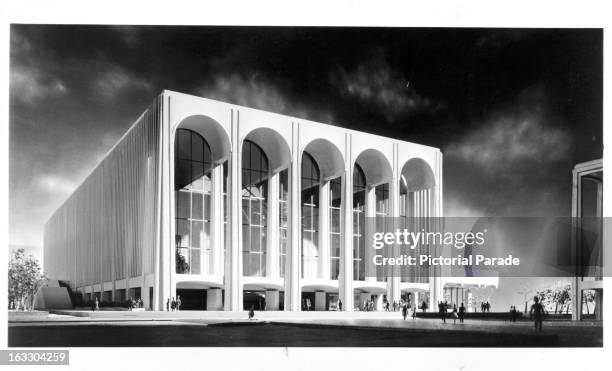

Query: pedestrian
95;297;99;311
459;302;466;324
412;305;417;320
171;297;176;311
166;298;170;312
530;297;545;332
438;301;446;323
452;304;458;324
177;296;181;311
402;303;408;320
338;299;342;311
248;305;255;320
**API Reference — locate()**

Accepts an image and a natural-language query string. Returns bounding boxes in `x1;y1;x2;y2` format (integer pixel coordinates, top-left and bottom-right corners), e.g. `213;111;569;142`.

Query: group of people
438;301;466;324
302;298;312;311
480;301;492;312
127;297;143;310
165;296;182;311
362;299;376;311
401;303;418;320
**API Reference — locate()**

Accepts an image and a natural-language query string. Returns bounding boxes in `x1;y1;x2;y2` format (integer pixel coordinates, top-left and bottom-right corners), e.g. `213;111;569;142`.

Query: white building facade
44;90;446;311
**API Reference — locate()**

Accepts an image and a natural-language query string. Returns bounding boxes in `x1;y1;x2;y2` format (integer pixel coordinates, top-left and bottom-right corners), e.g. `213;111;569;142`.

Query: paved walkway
8;310;602;347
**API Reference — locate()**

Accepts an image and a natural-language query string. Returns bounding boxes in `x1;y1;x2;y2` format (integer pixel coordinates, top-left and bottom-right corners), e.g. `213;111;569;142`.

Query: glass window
301;152;320;279
242;140;269;277
279;169;289;277
352;164;366;281
174;129;213;275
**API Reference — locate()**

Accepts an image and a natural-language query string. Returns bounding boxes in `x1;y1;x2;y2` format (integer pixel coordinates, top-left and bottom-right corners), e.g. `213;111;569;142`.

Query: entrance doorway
243;291;266;310
176;289;206;310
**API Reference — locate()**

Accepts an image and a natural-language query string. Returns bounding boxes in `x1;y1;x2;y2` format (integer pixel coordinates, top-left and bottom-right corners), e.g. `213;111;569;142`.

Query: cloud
444;198;485;217
36;174;79;196
10;65;68;105
442;86;574;217
199;74;334;123
331;55;435;122
96;64;152;97
445;86;572;177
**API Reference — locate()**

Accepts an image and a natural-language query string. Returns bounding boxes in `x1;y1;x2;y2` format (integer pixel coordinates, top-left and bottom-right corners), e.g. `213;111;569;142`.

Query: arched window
352;164;366;281
242;140;269;276
301;152;320;278
174;128;213;275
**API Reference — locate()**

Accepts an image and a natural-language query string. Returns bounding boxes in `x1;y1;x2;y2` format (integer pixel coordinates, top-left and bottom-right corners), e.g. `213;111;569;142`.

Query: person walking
171;297;176;312
459;302;466;324
338;299;342;311
166;298;170;312
438;301;446;324
530;297;545;332
412;305;417;320
402;303;408;320
95;297;99;311
248;305;255;320
452;304;458;324
177;296;181;311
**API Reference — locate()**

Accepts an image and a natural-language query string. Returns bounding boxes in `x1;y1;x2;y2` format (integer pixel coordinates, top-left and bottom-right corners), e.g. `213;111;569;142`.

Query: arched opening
352;164;366;281
354;149;393;287
241;140;269;277
174;128;213;275
173;113;230;311
301;152;321;279
242;128;291;280
399;157;436;284
301;138;344;286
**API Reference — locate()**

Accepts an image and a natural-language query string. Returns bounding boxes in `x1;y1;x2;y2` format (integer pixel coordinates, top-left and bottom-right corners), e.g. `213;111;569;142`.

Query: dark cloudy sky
9;25;602;260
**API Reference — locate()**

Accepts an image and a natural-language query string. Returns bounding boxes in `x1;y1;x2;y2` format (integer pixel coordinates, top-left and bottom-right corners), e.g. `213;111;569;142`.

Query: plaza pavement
8;309;602;347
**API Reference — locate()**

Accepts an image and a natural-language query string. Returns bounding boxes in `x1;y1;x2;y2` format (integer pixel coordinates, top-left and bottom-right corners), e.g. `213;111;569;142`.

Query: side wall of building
43;95;163;294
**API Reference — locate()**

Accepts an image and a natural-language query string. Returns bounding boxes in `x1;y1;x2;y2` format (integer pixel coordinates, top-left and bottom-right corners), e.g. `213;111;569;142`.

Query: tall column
267;172;280;278
388;143;401;305
285;122;301;311
315;291;326;311
266;290;280;311
224;109;242;311
340;133;354;311
430;151;444;309
318;181;331;279
207;288;223;310
211;163;225;277
156;94;173;311
571;167;581;320
365;186;376;281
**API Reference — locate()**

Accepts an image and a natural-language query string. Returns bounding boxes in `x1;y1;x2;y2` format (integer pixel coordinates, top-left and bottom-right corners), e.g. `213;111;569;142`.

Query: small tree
8;249;45;311
175;248;190;274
